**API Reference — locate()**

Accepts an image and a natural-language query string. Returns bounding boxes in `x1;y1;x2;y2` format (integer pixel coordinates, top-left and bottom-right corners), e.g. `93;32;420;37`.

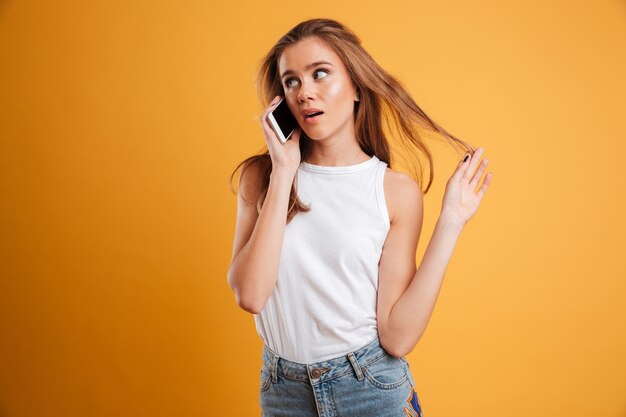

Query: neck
304;149;370;167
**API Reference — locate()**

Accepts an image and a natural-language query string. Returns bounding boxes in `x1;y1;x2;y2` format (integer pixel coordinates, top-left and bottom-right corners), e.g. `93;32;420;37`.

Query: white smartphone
267;97;298;143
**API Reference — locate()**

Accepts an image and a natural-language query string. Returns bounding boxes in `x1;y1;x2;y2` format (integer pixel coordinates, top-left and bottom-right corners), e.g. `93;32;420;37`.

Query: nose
297;78;317;103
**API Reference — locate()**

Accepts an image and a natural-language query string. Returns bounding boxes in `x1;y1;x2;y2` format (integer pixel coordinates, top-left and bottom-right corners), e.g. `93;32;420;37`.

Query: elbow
391;338;422;358
237;292;263;314
227;273;264;315
379;331;417;358
384;344;409;359
233;288;263;314
239;299;262;315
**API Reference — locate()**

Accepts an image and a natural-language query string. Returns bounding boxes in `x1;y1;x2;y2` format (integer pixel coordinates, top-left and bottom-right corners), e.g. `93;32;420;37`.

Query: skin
377;148;492;357
278;36;370;166
228;36;493;357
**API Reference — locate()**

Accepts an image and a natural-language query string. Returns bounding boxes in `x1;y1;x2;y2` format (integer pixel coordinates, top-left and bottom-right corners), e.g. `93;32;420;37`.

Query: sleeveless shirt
253;155;391;363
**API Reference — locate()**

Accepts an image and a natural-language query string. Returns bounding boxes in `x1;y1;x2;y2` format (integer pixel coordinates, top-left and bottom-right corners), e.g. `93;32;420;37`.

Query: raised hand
260;95;302;177
441;147;492;227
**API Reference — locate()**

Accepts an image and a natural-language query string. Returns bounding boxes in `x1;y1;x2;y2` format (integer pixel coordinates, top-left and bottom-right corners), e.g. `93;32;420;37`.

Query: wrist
437;211;466;233
270;169;296;184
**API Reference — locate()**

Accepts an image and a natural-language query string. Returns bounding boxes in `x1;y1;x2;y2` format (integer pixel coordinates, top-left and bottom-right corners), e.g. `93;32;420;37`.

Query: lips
301;108;324;118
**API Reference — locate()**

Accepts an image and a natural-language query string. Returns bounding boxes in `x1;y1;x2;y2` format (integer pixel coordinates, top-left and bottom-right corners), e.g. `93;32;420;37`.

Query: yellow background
1;1;625;416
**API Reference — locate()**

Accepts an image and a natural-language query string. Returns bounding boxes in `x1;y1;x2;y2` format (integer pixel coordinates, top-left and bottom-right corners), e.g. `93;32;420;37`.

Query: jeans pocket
362;354;408;390
260;367;272;392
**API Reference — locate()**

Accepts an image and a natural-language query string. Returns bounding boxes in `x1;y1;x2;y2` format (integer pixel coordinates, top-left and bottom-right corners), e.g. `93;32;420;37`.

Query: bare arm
379;213;463;357
227;162;295;314
378;148;492;357
227;95;303;314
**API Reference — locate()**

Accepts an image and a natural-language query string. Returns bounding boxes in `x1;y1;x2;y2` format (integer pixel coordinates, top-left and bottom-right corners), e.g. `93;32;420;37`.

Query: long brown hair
229;18;475;224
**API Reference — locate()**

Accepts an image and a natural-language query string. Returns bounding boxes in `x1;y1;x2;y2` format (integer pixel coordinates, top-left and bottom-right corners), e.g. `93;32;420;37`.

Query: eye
313;68;329;79
284;68;329;89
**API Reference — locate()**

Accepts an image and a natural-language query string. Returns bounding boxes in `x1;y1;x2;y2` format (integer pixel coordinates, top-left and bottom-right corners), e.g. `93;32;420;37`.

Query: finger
267;95;282;108
259;95;283;122
463;147;485;181
268;95;282;112
469;158;488;192
453;150;472;180
458;152;469;166
476;172;493;200
260;96;283;130
260;112;281;146
262;117;280;144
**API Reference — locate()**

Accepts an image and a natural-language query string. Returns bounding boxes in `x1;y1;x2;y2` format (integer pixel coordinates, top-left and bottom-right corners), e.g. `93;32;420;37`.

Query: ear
354;88;360;102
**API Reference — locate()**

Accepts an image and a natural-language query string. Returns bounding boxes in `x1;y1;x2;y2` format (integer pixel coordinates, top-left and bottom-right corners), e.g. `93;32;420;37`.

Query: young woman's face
278;36;358;140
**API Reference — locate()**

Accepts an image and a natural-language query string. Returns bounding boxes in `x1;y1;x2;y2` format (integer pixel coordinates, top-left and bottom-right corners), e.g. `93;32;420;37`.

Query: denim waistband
261;336;396;385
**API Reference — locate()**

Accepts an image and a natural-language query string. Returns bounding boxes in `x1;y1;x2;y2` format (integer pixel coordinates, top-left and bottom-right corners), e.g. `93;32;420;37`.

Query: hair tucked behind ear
229;18;475;224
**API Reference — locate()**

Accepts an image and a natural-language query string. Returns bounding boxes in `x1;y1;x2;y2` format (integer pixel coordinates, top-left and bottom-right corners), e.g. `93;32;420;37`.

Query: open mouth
304;111;324;119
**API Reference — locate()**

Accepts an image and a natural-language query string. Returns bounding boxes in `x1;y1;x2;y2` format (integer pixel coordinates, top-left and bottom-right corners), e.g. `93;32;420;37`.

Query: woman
227;18;492;416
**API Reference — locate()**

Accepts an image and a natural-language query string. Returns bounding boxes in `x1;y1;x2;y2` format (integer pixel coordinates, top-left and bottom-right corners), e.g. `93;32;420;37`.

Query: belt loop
271;354;279;383
347;352;364;381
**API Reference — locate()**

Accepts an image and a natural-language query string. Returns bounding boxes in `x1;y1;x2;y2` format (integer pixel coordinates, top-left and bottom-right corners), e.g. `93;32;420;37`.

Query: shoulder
383;167;424;224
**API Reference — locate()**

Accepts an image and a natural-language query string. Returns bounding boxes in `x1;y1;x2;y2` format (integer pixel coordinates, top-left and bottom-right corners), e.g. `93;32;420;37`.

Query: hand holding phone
260;95;302;175
267;97;298;143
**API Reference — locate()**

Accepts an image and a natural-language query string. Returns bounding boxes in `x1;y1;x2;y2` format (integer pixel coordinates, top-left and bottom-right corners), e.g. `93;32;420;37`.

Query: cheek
326;81;345;100
325;81;355;113
286;99;300;117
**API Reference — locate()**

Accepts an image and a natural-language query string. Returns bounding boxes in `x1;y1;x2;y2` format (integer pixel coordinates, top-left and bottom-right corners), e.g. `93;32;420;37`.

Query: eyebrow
280;61;334;79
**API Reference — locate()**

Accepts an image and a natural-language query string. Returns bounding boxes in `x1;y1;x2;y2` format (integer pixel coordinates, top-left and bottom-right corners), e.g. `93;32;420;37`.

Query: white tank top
254;155;391;363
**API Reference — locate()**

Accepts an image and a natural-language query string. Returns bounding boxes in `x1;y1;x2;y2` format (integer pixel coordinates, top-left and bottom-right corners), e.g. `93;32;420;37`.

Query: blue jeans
260;336;423;417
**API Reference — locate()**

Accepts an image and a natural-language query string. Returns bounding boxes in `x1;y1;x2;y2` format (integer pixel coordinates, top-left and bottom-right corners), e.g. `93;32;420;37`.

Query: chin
304;125;336;141
302;130;323;140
